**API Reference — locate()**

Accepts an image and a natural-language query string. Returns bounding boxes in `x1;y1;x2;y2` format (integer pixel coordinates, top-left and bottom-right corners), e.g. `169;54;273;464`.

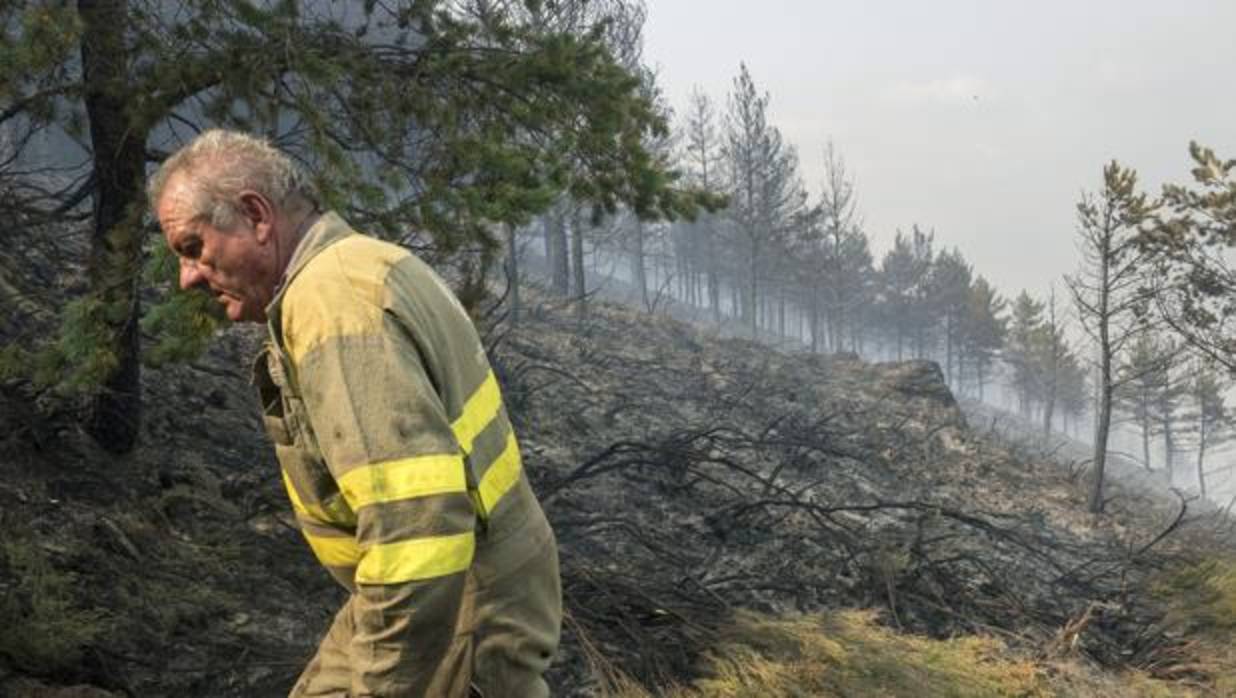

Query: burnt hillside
1;280;1232;697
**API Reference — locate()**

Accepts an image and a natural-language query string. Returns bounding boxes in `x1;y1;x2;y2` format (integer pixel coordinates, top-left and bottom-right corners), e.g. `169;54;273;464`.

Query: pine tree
1181;359;1233;497
1141;143;1236;370
1057;351;1090;438
2;0;705;452
721;63;807;338
1036;288;1071;437
1066;161;1159;514
931;248;973;391
960;276;1007;401
877;227;934;360
1005;292;1044;417
1115;333;1173;472
1150;339;1189;485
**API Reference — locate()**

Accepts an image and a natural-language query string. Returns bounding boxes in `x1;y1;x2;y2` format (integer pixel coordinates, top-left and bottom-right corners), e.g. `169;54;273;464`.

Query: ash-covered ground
1;284;1231;696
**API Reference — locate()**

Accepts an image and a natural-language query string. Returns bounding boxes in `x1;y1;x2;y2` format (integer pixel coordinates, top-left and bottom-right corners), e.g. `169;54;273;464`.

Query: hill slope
1;285;1233;697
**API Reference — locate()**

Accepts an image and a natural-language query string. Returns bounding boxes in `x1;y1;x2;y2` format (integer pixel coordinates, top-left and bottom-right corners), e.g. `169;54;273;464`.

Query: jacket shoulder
281;234;411;364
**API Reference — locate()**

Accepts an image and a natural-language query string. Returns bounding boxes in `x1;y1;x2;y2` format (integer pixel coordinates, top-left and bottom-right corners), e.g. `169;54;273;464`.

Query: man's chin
223;298;266;323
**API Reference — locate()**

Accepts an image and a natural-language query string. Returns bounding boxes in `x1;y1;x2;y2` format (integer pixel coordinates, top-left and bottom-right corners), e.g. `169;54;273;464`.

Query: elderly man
150;130;561;697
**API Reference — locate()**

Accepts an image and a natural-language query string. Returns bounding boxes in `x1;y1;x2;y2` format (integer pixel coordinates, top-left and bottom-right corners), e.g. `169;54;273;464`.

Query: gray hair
148;129;317;229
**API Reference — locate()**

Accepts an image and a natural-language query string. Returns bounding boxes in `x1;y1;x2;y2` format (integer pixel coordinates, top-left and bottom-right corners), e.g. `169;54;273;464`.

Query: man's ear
238;190;276;242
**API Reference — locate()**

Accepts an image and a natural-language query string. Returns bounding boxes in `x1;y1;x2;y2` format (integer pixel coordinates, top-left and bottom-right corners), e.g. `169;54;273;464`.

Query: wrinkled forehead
156;173;202;232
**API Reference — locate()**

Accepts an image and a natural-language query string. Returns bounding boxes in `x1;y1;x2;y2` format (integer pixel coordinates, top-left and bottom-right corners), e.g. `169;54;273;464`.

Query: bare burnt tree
1066;162;1159;514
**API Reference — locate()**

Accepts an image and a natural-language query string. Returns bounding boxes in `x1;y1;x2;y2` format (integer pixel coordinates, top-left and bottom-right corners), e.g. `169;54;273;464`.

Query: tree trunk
1141;414;1151;471
809;294;819;353
544;206;569;295
80;0;147;454
571;208;587;320
1163;416;1175;486
777;289;785;339
748;237;758;338
1197;420;1208;497
945;313;954;389
506;223;520;325
1090;383;1113;514
632;219;648;311
1090;275;1114;514
709;264;721;325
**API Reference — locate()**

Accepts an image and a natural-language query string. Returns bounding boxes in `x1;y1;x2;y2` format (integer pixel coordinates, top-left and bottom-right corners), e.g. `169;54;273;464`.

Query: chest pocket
253;346;357;528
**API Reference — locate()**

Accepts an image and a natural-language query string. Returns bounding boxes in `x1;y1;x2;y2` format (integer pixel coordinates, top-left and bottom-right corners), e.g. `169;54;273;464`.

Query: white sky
643;0;1236;301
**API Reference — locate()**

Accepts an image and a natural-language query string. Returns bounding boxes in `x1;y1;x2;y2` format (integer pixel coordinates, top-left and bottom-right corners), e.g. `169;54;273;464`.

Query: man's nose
179;258;207;291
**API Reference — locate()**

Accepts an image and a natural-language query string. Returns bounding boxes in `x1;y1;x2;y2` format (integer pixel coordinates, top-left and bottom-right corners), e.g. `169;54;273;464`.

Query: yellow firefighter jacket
253;212;560;696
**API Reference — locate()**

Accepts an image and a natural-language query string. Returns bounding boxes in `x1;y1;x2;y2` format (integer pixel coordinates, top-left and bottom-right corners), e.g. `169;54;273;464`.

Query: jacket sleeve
283;267;476;695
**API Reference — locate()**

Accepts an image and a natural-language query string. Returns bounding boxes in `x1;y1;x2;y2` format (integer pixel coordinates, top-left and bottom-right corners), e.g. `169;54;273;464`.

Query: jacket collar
265;211;352;312
263;210;353;343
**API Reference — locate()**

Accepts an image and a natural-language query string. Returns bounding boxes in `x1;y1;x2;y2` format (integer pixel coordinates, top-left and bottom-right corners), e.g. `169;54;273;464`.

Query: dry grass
1149;556;1236;695
604;609;1199;698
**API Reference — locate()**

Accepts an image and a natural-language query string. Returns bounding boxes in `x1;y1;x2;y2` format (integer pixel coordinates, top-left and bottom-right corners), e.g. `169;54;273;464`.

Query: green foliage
1152;142;1236;254
0;3;83;113
962;276;1008;392
0;537;108;674
879;226;937;355
141;290;226;367
140;243;225;368
4;0;711;405
1138;143;1236;371
43;295;121;393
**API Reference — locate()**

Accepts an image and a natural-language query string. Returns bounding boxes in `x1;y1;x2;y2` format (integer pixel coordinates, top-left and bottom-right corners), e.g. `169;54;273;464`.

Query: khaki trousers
291;524;561;698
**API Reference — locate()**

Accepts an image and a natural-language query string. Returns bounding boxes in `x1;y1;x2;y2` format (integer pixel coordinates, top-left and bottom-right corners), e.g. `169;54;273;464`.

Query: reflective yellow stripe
281;468;310;515
337;454;467;509
282;467;335;521
356;532;475;584
452;371;501;454
304;531;363;567
478;432;523;513
281;468;356;526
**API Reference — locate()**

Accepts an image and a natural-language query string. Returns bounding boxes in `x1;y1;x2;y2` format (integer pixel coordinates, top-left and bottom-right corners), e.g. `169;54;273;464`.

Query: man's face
157;173;278;323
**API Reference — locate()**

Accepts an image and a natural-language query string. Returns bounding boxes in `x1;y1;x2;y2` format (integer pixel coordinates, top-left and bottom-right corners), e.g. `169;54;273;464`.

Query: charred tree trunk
1197;420;1208;498
1141;413;1152;472
708;243;721;325
571;208;587;320
945;313;954;390
777;288;785;339
1163;415;1176;487
506;223;520;325
747;236;758;338
544;205;569;296
808;292;820;353
632;219;648;311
